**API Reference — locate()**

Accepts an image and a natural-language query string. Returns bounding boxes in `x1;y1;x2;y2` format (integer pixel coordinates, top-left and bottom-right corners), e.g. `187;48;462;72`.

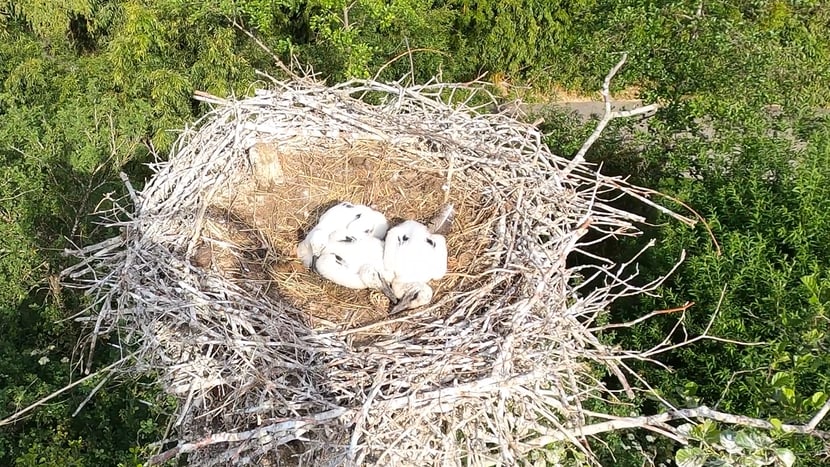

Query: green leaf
689;420;720;444
734;431;756;450
774;448;796;467
769;418;783;431
801;273;818;295
719;430;743;454
781;387;797;406
770;371;793;388
675;447;707;467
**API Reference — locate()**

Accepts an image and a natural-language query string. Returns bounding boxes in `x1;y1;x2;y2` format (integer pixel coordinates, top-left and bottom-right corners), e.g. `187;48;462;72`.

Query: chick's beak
390;292;416;314
377;275;398;305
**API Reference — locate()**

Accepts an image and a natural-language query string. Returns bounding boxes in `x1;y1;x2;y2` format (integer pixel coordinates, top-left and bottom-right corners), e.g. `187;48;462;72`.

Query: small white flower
38;356;50;365
61;357;70;363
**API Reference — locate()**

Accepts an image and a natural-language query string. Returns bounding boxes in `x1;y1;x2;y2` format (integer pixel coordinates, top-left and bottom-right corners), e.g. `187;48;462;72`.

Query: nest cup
207;137;491;335
64;79;688;466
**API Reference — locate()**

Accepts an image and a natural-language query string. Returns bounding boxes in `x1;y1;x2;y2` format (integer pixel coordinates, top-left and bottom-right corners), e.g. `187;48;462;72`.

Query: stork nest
63;78;692;466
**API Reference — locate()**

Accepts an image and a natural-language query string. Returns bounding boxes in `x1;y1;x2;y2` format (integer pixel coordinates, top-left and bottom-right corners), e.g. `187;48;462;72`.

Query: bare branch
589;301;695;332
806;399;830;432
0;353;134;427
71;371;111;417
228;18;298;80
566;53;661;171
530;405;830;447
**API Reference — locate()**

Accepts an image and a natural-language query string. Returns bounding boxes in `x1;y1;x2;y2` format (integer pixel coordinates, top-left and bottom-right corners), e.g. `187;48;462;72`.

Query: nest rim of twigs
61;74;693;466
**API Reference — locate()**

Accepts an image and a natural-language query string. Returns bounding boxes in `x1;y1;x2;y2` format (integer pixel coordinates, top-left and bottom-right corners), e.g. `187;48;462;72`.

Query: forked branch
566;53;659;172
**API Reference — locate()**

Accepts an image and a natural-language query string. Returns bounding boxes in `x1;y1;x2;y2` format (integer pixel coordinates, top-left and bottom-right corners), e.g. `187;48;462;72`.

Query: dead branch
589;301;695;332
530;402;830;447
0;353;134;427
807;399;830;432
566;53;660;171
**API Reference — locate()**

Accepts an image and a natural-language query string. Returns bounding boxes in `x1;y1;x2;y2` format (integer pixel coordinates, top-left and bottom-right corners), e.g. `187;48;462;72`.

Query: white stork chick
345;204;389;239
312;231;397;301
297;202;388;269
297;202;361;268
383;220;448;313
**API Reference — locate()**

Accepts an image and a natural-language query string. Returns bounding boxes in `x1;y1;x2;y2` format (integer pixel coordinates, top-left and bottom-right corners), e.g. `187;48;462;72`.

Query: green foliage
540;98;830;465
2;0;830;465
524;443;589;466
450;0;598;77
676;424;796;467
4;0;92;38
287;0;456;81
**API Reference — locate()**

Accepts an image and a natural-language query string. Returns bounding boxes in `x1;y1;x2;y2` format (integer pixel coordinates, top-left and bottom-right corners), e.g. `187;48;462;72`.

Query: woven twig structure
63;77;692;466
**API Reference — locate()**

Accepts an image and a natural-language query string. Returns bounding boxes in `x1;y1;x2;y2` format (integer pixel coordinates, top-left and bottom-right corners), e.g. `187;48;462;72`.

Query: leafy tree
538;87;830;466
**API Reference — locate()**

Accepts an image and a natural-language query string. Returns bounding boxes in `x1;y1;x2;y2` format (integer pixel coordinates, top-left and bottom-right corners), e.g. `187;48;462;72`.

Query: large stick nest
64;78;691;466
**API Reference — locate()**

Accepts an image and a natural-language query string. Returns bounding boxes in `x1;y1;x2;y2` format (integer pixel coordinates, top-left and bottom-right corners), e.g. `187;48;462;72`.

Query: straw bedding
63;78;690;466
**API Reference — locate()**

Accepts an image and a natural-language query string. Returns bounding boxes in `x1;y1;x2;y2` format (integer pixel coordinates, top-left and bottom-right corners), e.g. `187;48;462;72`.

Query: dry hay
208;138;490;335
63;77;693;466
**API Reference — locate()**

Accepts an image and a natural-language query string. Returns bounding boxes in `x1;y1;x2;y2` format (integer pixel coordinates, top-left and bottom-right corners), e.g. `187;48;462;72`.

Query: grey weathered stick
530;404;830;446
565;53;660;172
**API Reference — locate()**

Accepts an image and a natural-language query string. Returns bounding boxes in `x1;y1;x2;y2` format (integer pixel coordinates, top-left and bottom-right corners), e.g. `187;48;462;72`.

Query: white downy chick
297;202;387;269
313;230;396;301
346;204;389;240
383;220;448;313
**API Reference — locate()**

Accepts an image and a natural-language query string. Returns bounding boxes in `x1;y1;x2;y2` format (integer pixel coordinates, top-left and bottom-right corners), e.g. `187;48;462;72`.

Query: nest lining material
64;78;691;466
204;138;491;333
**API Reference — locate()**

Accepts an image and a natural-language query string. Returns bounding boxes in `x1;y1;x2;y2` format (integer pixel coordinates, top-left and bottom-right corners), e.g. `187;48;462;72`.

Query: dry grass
491;71;643;104
206;140;492;335
62;77;692;466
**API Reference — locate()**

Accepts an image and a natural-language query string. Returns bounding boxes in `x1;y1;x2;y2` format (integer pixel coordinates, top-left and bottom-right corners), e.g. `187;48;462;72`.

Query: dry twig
566;53;659;172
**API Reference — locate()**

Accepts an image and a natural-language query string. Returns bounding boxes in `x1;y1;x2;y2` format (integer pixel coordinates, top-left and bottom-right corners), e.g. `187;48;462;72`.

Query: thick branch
530;404;830;447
